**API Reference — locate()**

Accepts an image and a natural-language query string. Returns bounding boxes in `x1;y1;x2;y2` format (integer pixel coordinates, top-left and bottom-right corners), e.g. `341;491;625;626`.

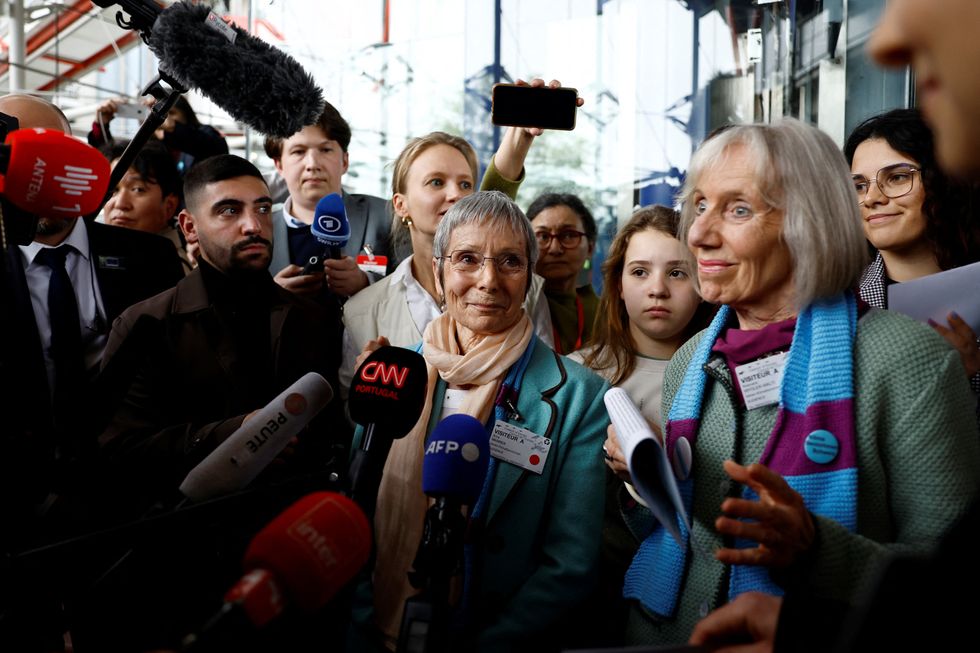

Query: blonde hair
389;132;478;258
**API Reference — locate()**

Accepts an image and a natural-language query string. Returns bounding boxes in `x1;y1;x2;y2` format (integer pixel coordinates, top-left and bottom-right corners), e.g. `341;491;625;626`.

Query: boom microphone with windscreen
0;128;110;218
347;346;428;514
92;0;324;138
179;372;333;502
182;492;371;651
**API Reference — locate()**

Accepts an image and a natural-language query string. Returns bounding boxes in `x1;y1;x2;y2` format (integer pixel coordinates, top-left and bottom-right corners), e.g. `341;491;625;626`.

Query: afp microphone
182;492;371;651
399;415;490;652
179;372;333;502
347;346;428;514
93;0;323;138
0;128;110;218
302;192;351;274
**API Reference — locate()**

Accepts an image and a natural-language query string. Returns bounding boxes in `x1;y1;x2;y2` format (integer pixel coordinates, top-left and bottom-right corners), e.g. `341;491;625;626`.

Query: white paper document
604;387;689;546
888;261;980;334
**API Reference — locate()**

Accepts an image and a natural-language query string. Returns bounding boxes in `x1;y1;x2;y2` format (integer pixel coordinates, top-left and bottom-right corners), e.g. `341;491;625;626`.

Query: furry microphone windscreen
148;2;324;138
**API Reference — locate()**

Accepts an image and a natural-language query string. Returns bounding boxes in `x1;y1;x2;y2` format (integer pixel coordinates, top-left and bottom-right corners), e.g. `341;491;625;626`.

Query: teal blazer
353;338;610;651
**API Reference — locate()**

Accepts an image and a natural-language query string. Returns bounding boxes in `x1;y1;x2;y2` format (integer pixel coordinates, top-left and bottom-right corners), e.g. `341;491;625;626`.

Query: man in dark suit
0;93;184;652
264;101;391;300
0;93;184;549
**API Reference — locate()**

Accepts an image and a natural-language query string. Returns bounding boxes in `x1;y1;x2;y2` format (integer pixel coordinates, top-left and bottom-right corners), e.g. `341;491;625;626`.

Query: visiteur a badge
489;420;551;474
734;351;788;410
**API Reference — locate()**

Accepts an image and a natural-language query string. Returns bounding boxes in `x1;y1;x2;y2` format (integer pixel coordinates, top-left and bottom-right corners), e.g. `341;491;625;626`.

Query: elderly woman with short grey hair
353;190;609;651
611;119;980;645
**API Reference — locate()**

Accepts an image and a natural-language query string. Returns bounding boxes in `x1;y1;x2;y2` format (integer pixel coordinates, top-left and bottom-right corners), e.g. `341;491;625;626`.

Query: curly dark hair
844;108;980;270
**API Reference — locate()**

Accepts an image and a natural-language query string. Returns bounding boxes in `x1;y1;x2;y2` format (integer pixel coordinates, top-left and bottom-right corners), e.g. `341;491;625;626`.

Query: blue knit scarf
623;292;859;618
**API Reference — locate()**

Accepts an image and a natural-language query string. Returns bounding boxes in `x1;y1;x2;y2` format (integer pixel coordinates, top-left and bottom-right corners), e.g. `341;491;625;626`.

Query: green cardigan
625;308;980;645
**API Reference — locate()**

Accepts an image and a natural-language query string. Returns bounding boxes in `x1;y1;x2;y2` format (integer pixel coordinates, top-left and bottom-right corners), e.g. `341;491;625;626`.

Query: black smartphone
491;84;578;131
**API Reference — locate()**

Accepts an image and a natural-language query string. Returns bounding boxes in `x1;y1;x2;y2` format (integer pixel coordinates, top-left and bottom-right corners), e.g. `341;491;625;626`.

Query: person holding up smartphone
88;94;228;174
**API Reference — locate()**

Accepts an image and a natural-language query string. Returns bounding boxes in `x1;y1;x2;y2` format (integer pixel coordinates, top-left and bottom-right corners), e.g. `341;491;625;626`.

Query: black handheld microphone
347;346;428;515
92;0;324;137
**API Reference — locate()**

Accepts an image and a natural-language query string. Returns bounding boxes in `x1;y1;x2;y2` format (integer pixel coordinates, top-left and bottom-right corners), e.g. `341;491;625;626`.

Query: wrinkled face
531;204;594;290
433;221;529;337
104;166;178;233
179;175;273;274
620;228;701;350
850;138;928;255
274;125;349;211
394;144;475;240
869;0;980;175
687;145;794;319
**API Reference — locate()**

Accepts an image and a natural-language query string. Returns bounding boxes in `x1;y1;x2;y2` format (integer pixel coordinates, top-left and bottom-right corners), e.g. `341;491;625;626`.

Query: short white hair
679;119;867;308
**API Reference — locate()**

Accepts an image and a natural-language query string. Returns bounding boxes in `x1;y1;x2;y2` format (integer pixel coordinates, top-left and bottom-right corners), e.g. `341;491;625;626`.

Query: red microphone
0;127;110;218
182;492;372;650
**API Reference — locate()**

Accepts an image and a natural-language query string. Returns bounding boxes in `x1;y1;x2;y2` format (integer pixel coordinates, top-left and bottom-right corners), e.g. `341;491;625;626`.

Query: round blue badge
804;429;839;464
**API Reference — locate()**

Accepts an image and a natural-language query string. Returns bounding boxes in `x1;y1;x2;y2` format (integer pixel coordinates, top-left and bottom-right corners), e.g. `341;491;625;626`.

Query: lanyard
552;294;584;354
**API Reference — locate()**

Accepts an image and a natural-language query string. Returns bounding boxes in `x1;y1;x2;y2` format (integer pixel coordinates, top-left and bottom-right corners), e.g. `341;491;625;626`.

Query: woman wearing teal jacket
352;191;609;652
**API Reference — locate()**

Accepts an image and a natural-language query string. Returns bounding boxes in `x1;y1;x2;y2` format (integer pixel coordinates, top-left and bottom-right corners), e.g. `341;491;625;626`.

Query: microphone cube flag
312;193;351;248
0;128;110;218
243;492;371;613
349;346;428;432
422;414;490;505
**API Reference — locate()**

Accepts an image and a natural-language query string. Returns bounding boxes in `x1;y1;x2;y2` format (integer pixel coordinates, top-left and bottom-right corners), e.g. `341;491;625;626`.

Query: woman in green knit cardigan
607;119;980;646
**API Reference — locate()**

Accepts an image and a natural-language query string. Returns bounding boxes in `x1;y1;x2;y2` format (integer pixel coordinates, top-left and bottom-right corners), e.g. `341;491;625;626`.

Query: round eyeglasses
852;164;920;204
439;250;529;276
534;229;587;249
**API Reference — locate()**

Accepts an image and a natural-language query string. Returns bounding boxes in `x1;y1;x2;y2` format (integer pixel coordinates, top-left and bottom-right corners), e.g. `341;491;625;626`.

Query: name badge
489;420;551;474
734;351;788;410
357;253;388;277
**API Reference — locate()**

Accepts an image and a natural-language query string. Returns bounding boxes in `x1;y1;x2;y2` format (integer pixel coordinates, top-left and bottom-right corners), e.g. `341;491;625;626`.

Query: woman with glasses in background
527;193;599;354
845;108;980;383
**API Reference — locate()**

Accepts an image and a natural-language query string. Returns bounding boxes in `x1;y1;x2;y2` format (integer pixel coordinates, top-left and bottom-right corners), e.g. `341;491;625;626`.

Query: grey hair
678;118;867;308
433;190;539;293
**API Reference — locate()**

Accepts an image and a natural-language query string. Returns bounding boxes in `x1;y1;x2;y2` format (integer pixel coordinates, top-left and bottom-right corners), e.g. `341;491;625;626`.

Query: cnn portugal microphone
347;346;428;514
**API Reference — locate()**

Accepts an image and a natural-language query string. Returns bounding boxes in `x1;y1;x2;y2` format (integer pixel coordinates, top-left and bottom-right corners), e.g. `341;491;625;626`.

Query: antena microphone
182;492;371;651
92;0;324;138
347;346;428;515
179;373;333;502
0;128;110;218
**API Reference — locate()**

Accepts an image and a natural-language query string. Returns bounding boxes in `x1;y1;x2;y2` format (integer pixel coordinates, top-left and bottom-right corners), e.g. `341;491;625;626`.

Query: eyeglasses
852;164;920;203
535;229;587;249
439;250;529;276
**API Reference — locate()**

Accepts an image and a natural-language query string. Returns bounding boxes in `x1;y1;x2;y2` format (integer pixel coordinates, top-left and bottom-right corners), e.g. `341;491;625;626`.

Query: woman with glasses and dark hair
845;108;980;379
527;192;599;354
351;191;608;651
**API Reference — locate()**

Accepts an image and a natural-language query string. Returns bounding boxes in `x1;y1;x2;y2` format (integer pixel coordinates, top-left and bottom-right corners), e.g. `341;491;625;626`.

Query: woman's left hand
929;311;980;377
714;460;815;568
